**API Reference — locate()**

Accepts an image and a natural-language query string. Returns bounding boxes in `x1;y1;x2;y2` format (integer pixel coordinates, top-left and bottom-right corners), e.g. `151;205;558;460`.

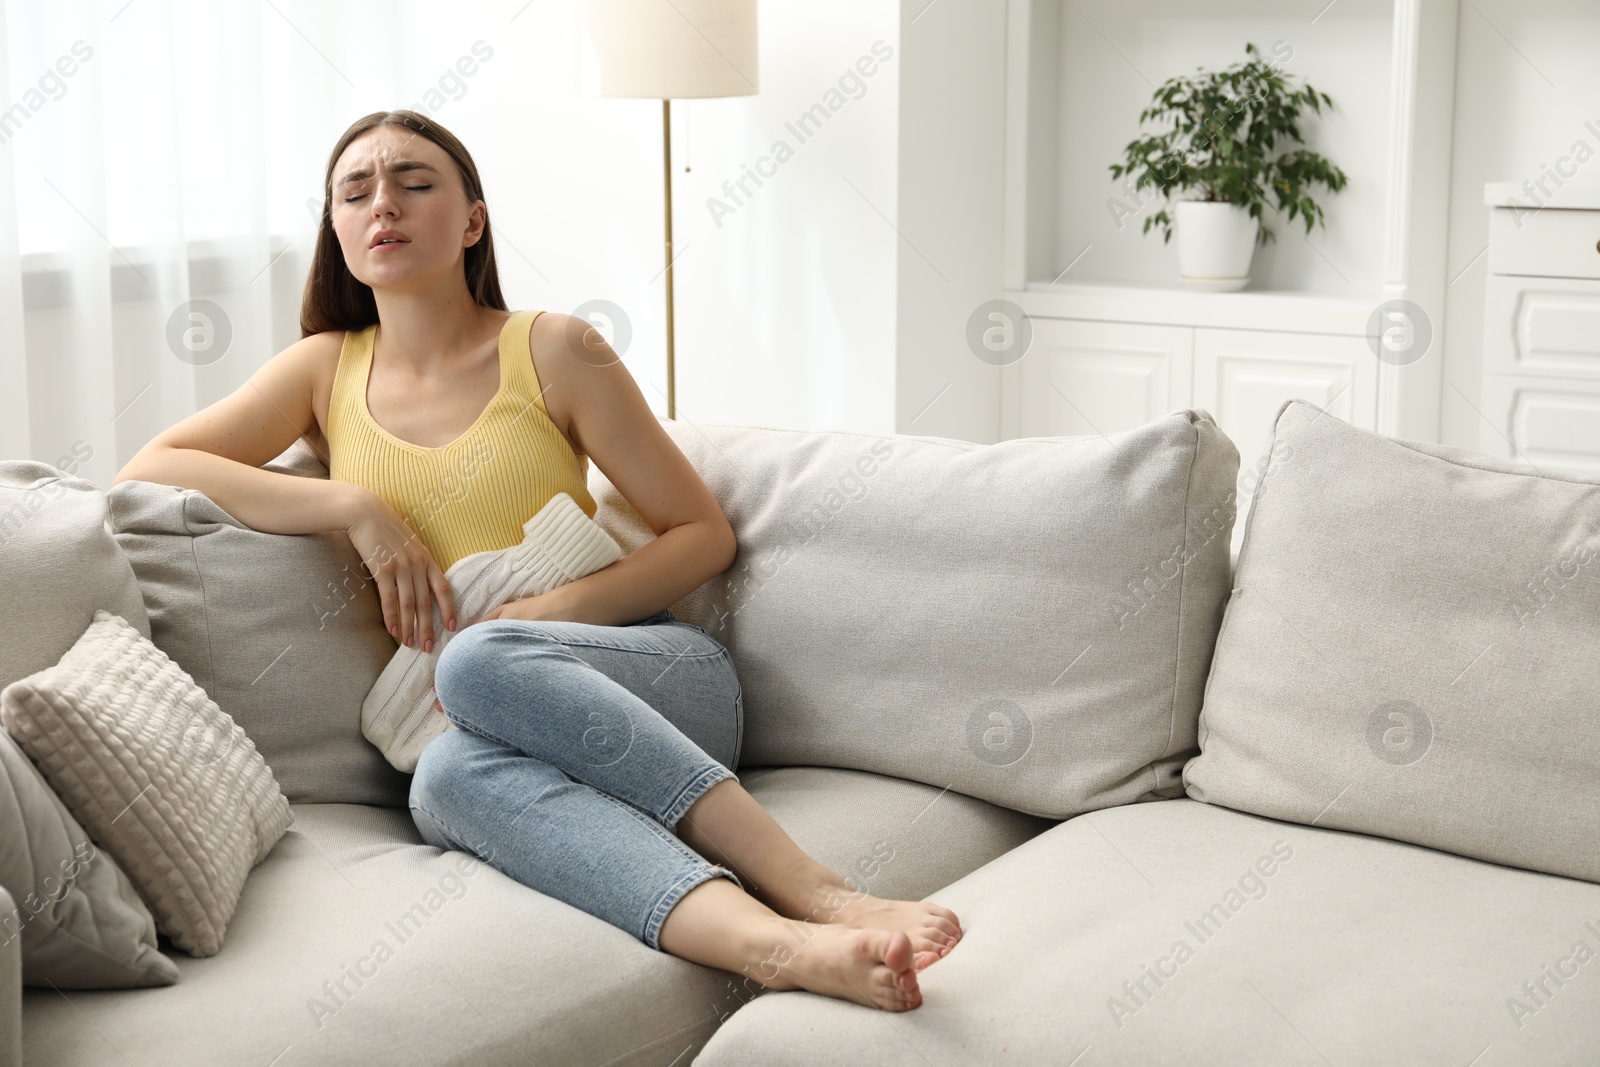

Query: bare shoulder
293;329;347;453
527;310;612;454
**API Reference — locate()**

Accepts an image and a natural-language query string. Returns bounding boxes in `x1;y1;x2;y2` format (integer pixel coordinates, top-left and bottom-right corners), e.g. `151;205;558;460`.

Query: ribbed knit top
327;308;598;574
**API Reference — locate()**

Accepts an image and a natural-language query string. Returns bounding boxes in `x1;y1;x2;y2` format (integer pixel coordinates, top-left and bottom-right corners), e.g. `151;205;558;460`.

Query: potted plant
1109;43;1349;291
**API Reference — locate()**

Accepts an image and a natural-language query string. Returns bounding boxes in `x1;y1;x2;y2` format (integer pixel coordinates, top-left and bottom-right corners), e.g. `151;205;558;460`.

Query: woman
120;109;959;1012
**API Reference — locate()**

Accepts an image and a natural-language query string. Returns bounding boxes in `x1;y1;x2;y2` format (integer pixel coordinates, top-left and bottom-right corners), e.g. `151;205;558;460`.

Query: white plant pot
1175;200;1257;291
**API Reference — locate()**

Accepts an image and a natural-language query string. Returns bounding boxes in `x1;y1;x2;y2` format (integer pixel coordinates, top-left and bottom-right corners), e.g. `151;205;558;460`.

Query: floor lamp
580;0;760;421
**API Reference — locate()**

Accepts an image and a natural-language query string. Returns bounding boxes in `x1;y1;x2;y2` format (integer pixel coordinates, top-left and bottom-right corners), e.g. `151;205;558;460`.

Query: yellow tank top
327;308;599;574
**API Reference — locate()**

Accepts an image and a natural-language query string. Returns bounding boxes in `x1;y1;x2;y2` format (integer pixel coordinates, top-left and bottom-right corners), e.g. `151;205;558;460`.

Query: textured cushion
0;725;177;988
697;798;1600;1064
107;439;410;808
1;610;293;957
588;411;1239;818
1184;398;1600;884
0;461;151;688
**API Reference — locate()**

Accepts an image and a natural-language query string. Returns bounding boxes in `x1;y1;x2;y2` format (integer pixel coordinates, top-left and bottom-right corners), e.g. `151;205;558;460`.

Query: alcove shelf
999;0;1459;519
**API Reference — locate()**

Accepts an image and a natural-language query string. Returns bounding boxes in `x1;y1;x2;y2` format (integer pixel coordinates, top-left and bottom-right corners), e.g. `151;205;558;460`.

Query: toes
881;929;916;973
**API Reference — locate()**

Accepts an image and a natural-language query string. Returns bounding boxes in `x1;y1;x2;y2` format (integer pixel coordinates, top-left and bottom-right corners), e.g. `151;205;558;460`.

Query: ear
463;201;487;248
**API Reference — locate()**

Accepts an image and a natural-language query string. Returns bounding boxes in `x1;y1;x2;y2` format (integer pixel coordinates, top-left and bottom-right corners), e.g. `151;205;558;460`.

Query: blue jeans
408;608;746;951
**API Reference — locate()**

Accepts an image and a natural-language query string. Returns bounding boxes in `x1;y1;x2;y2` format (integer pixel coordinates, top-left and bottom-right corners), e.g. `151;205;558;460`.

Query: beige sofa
4;401;1598;1065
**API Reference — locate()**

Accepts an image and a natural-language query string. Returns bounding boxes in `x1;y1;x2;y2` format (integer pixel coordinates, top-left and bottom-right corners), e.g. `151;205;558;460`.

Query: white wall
671;1;901;434
893;0;1009;442
1439;0;1600;452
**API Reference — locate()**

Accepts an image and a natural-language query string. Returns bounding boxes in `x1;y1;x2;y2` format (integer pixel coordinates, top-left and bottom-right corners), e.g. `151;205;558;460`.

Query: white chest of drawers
1480;183;1600;477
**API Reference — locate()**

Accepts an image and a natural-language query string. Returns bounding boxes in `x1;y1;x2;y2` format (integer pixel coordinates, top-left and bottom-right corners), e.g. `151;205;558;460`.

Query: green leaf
1107;41;1344;246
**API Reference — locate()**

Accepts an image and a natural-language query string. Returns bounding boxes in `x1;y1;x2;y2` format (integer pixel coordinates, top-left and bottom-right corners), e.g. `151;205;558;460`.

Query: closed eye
342;184;431;203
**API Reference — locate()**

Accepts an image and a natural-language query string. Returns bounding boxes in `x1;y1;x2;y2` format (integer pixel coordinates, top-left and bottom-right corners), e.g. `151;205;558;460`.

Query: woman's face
329;125;485;290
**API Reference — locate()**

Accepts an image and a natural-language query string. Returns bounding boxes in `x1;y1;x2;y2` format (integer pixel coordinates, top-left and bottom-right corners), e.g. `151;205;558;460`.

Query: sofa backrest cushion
0;462;151;690
106;440;410;808
1183;398;1600;884
589;410;1240;819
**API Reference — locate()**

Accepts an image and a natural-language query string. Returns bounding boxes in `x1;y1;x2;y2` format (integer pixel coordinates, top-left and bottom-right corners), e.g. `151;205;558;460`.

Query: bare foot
806;882;962;970
750;920;924;1010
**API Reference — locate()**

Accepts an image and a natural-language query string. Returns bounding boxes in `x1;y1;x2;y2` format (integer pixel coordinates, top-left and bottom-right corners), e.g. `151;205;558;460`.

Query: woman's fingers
410;560;435;652
428;561;457;635
394;560;417;648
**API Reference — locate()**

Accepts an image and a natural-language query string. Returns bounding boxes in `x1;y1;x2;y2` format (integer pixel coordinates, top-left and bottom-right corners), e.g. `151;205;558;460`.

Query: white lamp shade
580;0;759;99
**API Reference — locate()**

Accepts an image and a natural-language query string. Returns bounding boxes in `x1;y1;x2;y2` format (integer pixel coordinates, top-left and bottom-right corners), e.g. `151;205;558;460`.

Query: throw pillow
1;610;294;956
588;410;1240;819
1183;398;1600;884
0;725;178;988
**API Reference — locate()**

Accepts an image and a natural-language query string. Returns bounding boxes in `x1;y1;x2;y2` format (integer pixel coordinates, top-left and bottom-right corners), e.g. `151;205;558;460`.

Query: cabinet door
1014;319;1194;439
1488;204;1600;280
1480;373;1600;478
1484;275;1600;380
1194;328;1378;556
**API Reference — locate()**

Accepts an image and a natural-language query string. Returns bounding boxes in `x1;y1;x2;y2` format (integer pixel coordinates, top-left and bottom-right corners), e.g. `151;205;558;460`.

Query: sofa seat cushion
740;766;1055;905
19;767;1054;1065
20;803;734;1067
697;798;1600;1065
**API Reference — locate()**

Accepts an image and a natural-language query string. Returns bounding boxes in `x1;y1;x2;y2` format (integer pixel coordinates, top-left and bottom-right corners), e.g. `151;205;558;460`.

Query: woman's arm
112;331;368;535
499;312;736;628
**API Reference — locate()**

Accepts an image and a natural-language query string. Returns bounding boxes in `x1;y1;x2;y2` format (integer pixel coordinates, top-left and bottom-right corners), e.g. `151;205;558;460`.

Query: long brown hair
299;109;508;337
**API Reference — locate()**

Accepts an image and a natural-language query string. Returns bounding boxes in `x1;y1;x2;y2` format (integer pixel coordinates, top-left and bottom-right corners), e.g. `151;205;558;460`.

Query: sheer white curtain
0;0;679;482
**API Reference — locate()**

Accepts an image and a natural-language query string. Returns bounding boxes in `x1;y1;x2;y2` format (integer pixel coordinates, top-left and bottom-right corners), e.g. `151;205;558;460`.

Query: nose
370;177;400;218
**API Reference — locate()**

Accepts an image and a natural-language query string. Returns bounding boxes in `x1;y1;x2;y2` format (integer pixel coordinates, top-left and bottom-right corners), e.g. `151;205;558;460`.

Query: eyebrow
335;159;440;189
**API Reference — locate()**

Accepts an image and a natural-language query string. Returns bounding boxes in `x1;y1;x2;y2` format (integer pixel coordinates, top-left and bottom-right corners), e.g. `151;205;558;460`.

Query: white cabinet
1194;328;1377;480
1479;375;1600;478
1482;275;1600;380
1481;183;1600;475
1011;313;1378;557
1019;320;1193;438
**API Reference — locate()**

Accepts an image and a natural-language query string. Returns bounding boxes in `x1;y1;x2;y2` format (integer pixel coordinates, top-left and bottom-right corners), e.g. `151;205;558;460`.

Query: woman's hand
475;587;582;625
344;489;458;652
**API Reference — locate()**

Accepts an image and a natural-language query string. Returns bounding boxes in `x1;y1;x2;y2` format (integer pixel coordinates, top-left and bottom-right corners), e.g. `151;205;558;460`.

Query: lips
370;230;410;249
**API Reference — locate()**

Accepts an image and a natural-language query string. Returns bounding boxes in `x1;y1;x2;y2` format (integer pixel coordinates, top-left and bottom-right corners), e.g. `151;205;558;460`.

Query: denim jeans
408;608;745;951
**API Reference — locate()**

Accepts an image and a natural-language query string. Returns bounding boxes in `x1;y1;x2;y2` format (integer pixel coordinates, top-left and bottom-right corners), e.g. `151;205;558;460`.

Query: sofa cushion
740;766;1055;903
17;765;1054;1063
588;411;1239;819
0;461;150;688
18;803;740;1065
107;440;410;808
0;724;177;988
706;765;1055;1024
697;798;1600;1064
1183;398;1600;883
2;610;293;957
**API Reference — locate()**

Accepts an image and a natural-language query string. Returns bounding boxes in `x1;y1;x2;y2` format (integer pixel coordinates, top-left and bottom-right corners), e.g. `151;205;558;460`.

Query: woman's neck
370;284;504;377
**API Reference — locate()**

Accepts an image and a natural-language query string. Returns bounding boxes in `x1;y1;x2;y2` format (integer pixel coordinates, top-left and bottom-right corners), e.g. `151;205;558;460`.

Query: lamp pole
662;98;676;421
